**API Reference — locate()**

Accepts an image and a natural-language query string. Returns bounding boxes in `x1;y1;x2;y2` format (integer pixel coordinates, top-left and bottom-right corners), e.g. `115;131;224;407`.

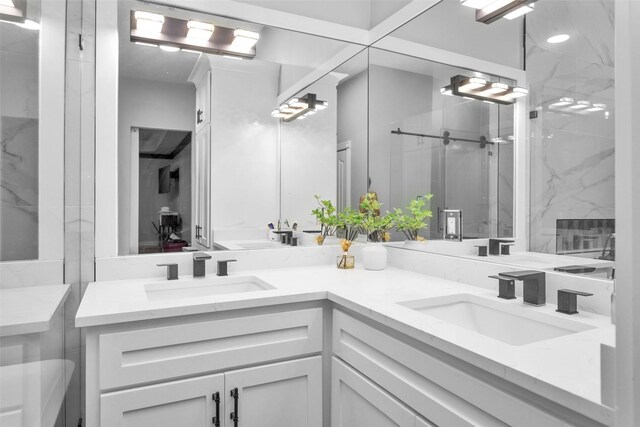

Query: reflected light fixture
550;97;574;107
232;29;260;49
568;100;590;110
547;34;570;44
159;44;180;52
585;103;606;112
187;20;214;40
134;10;164;33
271;93;328;122
461;0;537;24
444;75;527;105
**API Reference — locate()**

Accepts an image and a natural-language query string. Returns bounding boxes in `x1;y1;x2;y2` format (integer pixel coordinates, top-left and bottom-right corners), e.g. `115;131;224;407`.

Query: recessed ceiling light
547;34;570;44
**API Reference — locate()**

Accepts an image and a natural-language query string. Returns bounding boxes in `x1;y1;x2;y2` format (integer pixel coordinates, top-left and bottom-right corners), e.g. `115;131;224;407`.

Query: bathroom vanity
77;253;614;427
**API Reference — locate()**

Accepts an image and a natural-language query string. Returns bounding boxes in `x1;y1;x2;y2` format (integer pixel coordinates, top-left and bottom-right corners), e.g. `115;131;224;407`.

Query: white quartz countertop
76;266;614;424
1;285;70;337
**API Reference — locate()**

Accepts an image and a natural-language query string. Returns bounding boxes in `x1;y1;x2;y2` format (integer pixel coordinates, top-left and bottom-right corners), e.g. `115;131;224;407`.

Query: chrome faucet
498;270;546;306
193;253;212;277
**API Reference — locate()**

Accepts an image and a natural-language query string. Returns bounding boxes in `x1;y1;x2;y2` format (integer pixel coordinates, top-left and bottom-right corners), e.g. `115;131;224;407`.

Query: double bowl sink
399;293;595;346
143;275;594;347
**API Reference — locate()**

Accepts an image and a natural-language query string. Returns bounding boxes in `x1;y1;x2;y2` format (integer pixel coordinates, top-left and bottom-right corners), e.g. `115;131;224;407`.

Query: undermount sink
144;276;275;301
399;294;595;346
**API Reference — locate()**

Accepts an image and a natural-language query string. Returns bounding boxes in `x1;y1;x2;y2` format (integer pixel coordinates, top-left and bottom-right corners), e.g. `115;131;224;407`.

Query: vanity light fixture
187;20;214;40
0;0;24;24
462;0;537;24
446;75;527;105
135;41;159;48
134;11;164;34
222;54;244;60
568;100;591;110
550;97;574;107
232;29;260;49
130;11;259;59
271;93;328;122
585;103;606;112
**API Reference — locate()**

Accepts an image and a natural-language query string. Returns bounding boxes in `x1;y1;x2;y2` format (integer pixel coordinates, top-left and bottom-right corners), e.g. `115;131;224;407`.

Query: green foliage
393;194;433;241
337;208;363;242
311;195;340;237
359;193;394;243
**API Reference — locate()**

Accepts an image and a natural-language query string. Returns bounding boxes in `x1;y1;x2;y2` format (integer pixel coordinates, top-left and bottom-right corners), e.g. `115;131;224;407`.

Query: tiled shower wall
527;0;615;254
64;0;96;423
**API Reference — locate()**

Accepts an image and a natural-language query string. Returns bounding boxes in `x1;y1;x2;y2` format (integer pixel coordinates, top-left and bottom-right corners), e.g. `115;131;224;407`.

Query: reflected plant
359;193;394;243
311;195;340;244
392;194;433;241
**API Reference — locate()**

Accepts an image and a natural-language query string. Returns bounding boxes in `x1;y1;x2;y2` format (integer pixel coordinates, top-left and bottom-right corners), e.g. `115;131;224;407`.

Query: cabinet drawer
333;310;601;427
99;308;323;390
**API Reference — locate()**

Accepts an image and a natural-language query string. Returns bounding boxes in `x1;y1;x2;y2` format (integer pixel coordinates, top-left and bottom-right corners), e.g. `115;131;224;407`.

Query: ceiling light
550;97;574;107
232;29;260;49
460;0;496;9
187;20;214;41
547;34;570;44
568;100;590;110
503;3;534;20
159;45;180;52
134;11;164;34
14;18;39;30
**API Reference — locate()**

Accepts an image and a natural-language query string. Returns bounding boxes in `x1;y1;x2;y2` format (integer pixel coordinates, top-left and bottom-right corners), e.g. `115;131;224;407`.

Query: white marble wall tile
65;60;82;207
0;260;64;288
80;60;95;208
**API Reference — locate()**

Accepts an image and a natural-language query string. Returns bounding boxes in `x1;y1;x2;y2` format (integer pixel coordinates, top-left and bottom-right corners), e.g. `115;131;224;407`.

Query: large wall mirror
1;0;64;263
113;0;366;255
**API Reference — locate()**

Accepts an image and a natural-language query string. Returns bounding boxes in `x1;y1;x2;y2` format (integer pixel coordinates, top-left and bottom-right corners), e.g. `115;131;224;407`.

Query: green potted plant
358;192;393;270
336;208;363;269
392;194;433;245
311;195;340;245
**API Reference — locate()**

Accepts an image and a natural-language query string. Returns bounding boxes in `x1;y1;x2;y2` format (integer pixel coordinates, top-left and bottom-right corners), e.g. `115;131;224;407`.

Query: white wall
209;59;280;233
118;77;196;255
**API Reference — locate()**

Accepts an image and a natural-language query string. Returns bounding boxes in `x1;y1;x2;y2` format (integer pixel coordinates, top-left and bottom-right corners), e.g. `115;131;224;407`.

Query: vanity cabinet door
101;373;224;427
195;124;211;248
224;356;322;427
195;70;211;132
331;357;436;427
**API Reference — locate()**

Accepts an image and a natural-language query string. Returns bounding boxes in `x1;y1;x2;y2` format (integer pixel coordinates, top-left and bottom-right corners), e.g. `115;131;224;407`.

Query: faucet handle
488;275;516;300
193;252;212;260
157;263;178;280
556;289;593;315
217;259;237;277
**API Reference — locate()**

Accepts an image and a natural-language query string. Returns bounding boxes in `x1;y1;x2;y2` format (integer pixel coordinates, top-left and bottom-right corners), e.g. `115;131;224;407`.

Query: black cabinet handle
197;109;203;124
230;387;239;426
212;392;220;427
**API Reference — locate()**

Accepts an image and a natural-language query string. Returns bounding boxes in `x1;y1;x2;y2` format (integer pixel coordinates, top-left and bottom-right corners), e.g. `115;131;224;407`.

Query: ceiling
139;128;191;157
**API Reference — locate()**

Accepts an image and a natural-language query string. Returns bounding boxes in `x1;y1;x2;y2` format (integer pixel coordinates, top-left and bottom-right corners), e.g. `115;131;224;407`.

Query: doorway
130;127;192;254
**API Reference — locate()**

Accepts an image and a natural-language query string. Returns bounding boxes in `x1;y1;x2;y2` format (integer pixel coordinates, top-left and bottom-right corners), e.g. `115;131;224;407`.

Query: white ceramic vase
362;242;387;270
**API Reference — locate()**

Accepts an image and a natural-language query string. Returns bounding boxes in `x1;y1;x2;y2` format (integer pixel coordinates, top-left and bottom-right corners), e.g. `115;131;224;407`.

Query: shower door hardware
230;388;239;426
197;109;203;124
212;392;221;427
391;128;492;147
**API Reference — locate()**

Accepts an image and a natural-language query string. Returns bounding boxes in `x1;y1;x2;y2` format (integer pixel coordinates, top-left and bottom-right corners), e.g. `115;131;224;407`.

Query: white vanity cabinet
331;309;606;427
331;357;435;427
85;307;324;427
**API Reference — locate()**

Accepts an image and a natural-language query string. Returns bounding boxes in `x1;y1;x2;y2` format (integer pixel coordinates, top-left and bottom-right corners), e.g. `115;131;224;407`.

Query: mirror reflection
117;0;362;255
365;48;515;241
